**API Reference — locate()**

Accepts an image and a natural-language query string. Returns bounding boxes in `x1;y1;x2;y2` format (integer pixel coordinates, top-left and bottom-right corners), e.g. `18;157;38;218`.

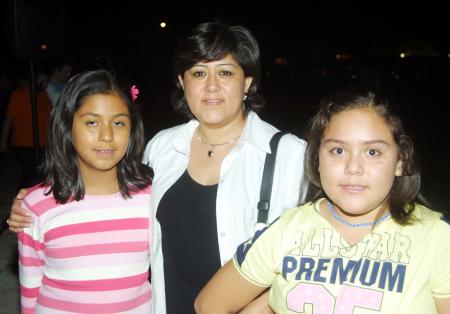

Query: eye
192;71;206;77
330;147;345;155
367;148;381;157
113;120;127;127
219;70;233;76
86;120;97;126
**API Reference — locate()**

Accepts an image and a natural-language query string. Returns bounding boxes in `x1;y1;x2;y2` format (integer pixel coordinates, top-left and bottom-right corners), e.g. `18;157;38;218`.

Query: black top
157;170;221;314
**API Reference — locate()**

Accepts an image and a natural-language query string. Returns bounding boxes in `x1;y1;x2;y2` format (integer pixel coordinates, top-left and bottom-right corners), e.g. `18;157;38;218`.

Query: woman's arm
195;261;267;314
435;297;450;314
7;189;32;233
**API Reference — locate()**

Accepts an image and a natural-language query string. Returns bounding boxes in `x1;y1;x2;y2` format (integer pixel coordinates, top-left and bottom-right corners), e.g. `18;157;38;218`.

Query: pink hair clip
130;85;140;101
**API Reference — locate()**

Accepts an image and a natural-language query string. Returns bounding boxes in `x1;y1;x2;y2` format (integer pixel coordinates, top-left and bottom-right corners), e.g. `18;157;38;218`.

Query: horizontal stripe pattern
18;185;152;313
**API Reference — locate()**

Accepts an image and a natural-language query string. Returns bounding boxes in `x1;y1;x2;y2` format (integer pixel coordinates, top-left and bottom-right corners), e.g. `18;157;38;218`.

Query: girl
195;90;450;313
18;70;153;313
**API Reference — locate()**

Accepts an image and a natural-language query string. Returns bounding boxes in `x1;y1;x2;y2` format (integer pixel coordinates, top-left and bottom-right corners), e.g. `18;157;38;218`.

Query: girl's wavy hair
41;69;152;203
171;22;265;119
304;89;427;225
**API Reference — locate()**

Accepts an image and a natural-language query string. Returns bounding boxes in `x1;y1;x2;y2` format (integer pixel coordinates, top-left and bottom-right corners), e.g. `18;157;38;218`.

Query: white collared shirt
143;111;307;313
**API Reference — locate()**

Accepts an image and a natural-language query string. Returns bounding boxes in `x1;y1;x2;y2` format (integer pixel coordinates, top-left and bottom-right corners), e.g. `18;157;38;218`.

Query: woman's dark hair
304;89;427;225
41;69;152;203
171;22;265;119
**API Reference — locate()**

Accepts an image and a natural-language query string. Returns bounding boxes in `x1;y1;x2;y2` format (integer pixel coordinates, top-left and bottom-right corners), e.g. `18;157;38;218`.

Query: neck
197;116;246;144
325;201;390;228
81;170;120;195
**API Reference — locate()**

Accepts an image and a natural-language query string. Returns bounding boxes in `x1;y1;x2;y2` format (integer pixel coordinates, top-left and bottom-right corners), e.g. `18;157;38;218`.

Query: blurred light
40;43;48;50
448;53;450;58
160;22;167;28
336;53;352;62
274;57;287;65
400;52;406;58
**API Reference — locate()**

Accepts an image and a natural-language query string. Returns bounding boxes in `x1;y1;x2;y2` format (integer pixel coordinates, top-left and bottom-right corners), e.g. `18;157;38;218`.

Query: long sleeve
18;212;45;314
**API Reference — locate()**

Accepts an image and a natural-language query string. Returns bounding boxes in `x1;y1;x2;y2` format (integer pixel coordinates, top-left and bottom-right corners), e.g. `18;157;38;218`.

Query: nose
344;153;364;175
99;124;112;142
205;74;219;92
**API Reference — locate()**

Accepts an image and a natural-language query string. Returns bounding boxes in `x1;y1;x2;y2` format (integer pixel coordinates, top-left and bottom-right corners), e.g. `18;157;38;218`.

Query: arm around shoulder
195;260;267;314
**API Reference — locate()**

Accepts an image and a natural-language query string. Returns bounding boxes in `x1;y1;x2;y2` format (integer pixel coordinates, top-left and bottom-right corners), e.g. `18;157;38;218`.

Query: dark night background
1;0;449;213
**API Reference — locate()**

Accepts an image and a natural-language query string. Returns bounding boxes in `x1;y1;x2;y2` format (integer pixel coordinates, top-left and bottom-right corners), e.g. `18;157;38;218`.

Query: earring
243;94;248;101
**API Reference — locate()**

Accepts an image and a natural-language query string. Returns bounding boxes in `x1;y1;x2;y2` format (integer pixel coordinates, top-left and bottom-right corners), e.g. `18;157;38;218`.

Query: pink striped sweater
18;185;152;314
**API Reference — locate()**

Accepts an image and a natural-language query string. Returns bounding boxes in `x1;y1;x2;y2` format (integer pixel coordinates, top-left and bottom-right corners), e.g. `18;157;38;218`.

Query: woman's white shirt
143;111;307;313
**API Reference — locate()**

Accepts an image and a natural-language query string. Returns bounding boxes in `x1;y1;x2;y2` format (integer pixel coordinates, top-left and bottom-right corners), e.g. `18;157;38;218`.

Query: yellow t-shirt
234;200;450;314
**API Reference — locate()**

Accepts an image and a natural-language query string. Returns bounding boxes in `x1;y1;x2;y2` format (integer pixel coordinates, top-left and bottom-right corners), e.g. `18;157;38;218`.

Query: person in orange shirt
0;71;52;188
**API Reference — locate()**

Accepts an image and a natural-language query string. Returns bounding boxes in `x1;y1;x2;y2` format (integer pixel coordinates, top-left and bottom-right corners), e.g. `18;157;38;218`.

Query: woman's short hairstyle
171;22;265;119
305;89;425;225
41;69;152;203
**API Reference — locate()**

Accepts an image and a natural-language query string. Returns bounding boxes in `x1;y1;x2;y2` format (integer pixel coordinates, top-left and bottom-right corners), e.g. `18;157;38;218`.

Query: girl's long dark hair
41;69;152;203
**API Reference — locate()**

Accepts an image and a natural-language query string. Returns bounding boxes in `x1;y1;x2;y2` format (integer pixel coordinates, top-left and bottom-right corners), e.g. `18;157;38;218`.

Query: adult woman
8;22;307;313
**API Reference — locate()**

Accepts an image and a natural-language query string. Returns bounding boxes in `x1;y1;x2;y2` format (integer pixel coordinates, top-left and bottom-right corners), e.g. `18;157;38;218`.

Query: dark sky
1;1;449;211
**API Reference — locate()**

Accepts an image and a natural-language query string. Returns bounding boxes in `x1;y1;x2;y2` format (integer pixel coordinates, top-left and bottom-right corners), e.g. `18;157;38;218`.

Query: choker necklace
197;131;240;158
327;202;390;228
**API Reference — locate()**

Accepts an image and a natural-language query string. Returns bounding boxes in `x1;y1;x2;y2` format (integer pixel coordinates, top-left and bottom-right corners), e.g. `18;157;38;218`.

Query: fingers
16;188;28;200
8;188;32;233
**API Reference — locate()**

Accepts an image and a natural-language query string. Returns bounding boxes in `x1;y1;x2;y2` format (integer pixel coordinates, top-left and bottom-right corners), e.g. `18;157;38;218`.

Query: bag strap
257;131;288;225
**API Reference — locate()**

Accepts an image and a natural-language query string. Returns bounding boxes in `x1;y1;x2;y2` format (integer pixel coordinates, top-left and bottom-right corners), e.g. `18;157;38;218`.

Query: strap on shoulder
257;131;289;225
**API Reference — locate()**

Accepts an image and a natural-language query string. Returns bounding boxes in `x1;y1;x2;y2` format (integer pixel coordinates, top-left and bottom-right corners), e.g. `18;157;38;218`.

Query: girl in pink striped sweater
18;69;153;313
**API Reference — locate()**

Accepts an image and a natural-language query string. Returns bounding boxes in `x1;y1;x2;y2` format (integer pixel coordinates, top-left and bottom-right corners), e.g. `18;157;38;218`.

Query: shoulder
411;204;450;234
279;202;316;224
144;122;191;152
246;112;307;153
23;184;57;216
130;185;152;196
143;120;197;163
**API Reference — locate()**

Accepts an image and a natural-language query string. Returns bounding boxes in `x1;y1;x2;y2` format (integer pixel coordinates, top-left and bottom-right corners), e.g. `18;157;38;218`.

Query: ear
177;75;185;90
395;159;403;176
244;76;253;94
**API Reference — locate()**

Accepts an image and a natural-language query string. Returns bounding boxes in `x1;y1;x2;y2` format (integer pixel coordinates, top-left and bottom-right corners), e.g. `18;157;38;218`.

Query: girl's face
72;94;130;181
319;108;403;217
178;53;253;128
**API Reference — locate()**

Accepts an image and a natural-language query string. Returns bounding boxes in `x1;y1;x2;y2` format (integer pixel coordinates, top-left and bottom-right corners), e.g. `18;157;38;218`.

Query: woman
8;22;307;314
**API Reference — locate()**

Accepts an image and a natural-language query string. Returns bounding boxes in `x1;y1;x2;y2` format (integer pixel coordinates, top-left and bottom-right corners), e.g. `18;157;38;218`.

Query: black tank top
157;170;221;314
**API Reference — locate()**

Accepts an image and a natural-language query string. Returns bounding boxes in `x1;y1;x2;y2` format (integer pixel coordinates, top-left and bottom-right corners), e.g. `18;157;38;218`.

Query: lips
94;149;115;157
341;185;366;193
203;98;223;105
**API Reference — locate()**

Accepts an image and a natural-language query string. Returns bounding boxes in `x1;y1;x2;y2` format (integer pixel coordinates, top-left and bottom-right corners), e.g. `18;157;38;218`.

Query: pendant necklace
197;131;240;158
327;201;391;228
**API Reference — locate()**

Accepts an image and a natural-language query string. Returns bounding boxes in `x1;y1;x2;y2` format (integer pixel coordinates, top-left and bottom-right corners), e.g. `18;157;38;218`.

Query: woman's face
179;54;253;128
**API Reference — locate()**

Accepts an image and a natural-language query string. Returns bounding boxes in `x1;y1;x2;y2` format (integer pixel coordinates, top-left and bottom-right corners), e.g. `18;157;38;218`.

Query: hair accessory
130;85;140;101
327;201;390;228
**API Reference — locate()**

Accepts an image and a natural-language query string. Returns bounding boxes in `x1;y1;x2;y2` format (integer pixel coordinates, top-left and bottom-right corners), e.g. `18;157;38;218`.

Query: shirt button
220;232;226;237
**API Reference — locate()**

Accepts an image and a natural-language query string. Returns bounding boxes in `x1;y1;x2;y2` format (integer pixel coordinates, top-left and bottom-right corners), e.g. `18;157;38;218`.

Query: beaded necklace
327;201;390;228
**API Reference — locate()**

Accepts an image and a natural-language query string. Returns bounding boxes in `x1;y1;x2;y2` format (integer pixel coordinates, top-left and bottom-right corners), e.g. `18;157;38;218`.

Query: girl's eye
367;149;381;157
113;121;126;127
86;121;97;126
331;147;345;155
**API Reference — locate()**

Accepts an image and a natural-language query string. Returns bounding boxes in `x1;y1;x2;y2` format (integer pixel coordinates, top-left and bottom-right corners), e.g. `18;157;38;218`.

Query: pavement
0;152;22;314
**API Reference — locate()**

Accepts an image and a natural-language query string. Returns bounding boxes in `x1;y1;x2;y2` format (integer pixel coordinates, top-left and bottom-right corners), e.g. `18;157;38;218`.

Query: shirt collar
171;111;276;155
